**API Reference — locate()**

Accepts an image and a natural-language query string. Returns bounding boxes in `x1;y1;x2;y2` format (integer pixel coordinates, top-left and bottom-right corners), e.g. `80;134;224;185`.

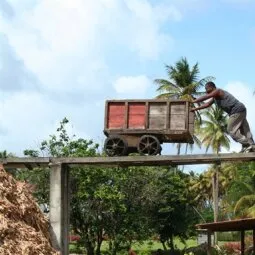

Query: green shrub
217;232;240;242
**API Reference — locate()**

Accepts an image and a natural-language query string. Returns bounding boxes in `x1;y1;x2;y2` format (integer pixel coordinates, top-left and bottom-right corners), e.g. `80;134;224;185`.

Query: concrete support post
207;230;212;255
49;163;70;255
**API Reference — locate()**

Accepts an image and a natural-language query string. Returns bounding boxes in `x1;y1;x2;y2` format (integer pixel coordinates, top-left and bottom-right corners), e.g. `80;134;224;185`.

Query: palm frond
234;195;255;214
197;76;216;88
154;79;178;90
155;93;179;99
247;205;255;217
190;62;200;82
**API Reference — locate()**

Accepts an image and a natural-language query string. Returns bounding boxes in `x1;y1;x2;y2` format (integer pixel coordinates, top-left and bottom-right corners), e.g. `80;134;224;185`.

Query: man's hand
190;108;197;112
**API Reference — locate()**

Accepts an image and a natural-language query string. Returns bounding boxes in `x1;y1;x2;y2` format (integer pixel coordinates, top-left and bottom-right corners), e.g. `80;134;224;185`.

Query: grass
124;239;197;251
70;238;198;254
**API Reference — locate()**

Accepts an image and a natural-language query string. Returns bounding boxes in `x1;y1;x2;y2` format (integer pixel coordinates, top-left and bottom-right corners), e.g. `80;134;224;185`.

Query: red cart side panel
128;103;146;129
107;102;125;129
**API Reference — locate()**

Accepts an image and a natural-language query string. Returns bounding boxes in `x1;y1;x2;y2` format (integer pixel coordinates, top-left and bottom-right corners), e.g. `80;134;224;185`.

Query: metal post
49;163;70;255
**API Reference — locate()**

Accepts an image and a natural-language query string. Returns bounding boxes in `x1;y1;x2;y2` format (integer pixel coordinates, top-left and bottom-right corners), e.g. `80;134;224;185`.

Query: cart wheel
104;136;128;156
137;135;161;155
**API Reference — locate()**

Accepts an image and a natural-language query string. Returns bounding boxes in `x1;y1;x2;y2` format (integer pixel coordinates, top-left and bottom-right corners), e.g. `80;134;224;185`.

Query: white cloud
0;34;39;91
0;0;204;154
113;75;151;97
0;90;100;155
0;0;180;82
0;91;56;155
0;0;14;19
224;81;255;126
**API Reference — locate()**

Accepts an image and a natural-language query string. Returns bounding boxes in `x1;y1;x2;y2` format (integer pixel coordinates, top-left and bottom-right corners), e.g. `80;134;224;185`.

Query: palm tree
234;182;255;217
190;163;235;207
154;57;214;100
154;57;214;154
223;162;255;218
190;170;214;204
197;105;230;153
0;150;8;158
197;105;230;244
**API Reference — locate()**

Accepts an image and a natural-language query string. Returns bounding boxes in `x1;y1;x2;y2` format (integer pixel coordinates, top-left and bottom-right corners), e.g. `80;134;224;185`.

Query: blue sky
0;0;254;173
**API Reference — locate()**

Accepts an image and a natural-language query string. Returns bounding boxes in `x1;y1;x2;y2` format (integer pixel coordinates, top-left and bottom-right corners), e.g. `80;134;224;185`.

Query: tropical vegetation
2;57;255;255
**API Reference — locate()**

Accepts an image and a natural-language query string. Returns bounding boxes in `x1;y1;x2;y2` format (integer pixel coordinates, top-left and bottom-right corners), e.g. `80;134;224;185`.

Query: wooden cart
103;99;195;156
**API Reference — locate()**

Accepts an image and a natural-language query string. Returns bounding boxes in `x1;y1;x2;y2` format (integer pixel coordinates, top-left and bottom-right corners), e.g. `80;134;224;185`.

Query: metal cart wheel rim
137;135;161;155
104;136;128;156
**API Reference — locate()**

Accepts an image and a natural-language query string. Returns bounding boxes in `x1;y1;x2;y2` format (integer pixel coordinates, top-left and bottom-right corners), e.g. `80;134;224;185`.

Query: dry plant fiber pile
0;164;59;255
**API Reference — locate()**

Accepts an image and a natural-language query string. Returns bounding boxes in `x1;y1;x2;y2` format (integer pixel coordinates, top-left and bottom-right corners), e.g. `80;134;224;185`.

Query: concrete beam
1;152;255;168
56;152;255;166
49;163;70;255
1;157;50;169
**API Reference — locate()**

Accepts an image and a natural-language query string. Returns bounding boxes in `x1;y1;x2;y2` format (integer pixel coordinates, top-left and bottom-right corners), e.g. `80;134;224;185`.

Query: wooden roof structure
196;218;255;232
196;218;255;255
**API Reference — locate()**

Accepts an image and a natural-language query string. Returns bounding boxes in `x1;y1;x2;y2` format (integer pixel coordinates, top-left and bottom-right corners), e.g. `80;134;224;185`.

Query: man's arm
193;89;220;103
191;99;214;112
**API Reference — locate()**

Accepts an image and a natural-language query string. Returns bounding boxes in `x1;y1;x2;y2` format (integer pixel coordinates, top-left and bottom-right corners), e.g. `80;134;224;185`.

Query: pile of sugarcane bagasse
0;164;59;255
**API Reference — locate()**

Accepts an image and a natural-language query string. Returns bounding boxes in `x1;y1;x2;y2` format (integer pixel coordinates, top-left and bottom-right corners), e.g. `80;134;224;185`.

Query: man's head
205;81;216;94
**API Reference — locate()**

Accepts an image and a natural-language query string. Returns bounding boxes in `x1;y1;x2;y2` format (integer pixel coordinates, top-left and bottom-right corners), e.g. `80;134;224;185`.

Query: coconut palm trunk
197;105;230;245
212;163;220;244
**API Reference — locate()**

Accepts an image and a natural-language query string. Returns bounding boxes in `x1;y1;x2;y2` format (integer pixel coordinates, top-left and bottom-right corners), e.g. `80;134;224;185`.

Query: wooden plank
123;135;140;147
170;103;186;114
241;230;245;255
148;102;167;129
169;102;186;131
127;103;146;129
104;101;108;130
106;99;188;103
189;111;195;124
124;101;128;129
145;101;149;129
185;101;189;132
197;218;255;232
166;101;170;129
170;115;186;130
107;102;125;129
253;229;255;255
149;116;166;129
189;123;194;134
104;129;188;135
